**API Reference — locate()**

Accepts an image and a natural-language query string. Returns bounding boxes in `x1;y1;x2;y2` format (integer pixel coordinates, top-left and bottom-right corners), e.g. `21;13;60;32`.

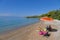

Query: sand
0;20;59;40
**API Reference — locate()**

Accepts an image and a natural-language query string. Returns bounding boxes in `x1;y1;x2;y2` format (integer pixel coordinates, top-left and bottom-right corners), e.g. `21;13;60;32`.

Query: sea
0;16;39;34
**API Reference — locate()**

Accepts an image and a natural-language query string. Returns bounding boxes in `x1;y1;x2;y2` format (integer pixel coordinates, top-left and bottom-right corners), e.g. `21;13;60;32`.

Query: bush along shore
26;9;60;20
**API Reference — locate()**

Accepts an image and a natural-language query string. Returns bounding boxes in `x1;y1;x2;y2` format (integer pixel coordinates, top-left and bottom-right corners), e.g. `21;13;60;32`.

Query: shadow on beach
44;33;50;37
48;29;58;32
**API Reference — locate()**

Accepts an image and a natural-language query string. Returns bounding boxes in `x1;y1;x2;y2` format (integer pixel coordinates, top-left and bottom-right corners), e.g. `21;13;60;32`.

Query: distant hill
26;9;60;20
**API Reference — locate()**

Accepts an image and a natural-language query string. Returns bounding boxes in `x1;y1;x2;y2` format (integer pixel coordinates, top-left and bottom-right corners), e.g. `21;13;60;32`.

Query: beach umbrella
40;17;53;22
40;17;53;25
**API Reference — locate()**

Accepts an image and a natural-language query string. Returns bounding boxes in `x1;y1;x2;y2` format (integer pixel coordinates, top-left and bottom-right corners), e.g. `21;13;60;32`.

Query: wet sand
0;20;59;40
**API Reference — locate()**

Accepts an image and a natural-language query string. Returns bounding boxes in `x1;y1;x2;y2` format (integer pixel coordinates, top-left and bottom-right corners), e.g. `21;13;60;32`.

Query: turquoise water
0;16;39;33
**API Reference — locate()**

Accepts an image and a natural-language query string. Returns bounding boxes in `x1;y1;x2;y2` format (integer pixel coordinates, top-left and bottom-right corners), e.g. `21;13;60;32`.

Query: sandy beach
0;20;59;40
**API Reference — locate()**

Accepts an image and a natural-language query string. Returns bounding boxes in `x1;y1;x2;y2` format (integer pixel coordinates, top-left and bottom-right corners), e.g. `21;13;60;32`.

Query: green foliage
26;16;39;18
26;9;60;20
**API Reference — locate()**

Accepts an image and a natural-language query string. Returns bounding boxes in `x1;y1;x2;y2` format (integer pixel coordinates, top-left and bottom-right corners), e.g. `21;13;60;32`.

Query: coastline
0;21;39;35
0;21;40;40
0;20;58;40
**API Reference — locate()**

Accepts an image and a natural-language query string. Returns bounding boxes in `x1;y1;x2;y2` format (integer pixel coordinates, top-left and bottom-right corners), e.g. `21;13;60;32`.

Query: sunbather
46;25;52;31
39;29;48;35
39;29;50;37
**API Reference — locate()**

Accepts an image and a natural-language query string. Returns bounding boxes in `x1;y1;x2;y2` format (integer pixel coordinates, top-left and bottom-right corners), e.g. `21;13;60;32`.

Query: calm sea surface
0;16;39;33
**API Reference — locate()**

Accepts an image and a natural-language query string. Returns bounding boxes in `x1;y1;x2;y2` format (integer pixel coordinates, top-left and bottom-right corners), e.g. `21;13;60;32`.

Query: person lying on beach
39;28;50;36
36;27;50;37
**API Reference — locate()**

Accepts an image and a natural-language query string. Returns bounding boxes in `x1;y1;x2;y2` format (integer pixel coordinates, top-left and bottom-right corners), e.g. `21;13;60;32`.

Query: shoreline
0;20;39;35
0;21;40;40
0;20;58;40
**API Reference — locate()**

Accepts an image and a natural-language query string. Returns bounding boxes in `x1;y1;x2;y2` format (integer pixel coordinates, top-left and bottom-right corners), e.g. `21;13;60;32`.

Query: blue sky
0;0;60;17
